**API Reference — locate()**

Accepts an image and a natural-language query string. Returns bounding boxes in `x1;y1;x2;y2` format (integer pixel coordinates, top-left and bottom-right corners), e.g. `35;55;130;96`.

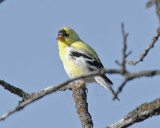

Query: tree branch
125;28;160;65
107;98;160;128
112;24;160;99
0;68;160;120
73;84;93;128
115;23;129;73
147;0;160;23
0;69;110;121
114;70;160;99
0;80;30;99
121;23;129;73
146;0;156;8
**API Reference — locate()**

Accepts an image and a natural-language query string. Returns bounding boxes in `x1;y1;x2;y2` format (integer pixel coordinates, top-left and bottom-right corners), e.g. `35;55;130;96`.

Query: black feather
70;51;93;60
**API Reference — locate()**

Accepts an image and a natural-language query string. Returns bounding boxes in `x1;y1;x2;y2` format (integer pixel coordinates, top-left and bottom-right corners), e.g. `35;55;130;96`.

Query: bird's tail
95;76;120;101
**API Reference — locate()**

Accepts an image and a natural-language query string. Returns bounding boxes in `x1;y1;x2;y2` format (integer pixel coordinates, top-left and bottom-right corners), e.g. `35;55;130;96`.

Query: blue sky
0;0;160;128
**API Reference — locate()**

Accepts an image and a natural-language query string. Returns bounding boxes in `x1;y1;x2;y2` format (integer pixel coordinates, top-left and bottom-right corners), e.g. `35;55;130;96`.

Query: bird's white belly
63;55;90;78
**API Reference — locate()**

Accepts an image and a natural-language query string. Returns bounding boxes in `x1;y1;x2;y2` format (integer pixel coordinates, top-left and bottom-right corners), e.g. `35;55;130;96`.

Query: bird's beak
56;35;64;42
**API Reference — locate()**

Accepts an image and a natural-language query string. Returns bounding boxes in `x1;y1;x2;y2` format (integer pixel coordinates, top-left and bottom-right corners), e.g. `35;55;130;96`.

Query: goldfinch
56;27;119;100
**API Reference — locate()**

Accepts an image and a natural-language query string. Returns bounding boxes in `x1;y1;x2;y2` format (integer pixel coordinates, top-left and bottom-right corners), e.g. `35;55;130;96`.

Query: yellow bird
56;27;119;100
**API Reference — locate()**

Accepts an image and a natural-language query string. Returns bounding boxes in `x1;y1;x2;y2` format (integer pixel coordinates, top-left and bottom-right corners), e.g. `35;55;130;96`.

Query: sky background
0;0;160;128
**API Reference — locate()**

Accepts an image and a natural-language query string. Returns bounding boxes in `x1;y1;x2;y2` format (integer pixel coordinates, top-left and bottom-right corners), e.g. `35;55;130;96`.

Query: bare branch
121;23;129;73
107;98;160;128
0;68;160;120
126;28;160;65
125;51;132;58
0;69;108;121
73;84;93;128
114;70;160;99
0;80;30;99
155;0;160;23
115;23;129;74
147;0;160;23
0;69;123;98
146;0;156;8
113;79;128;100
0;69;121;120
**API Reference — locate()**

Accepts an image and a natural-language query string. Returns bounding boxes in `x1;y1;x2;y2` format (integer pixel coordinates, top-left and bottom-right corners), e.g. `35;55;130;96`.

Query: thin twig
114;70;160;99
121;23;128;73
147;0;160;23
126;28;160;65
146;0;156;8
107;98;160;128
155;0;160;23
113;80;128;100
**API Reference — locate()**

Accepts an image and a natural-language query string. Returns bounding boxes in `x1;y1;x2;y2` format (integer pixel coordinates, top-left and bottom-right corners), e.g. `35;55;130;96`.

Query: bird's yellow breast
63;57;84;78
58;41;85;78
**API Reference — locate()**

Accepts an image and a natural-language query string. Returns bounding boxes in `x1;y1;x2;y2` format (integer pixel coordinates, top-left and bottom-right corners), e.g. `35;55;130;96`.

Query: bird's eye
58;30;69;37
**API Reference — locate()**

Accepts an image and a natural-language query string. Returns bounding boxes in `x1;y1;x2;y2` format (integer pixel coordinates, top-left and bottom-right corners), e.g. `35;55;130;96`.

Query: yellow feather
71;41;100;62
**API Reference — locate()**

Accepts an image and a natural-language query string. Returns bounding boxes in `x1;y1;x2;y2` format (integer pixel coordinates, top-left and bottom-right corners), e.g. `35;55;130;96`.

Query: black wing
70;51;103;70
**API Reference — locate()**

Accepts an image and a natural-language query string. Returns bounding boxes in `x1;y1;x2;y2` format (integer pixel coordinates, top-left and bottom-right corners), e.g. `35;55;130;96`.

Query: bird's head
56;27;80;45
